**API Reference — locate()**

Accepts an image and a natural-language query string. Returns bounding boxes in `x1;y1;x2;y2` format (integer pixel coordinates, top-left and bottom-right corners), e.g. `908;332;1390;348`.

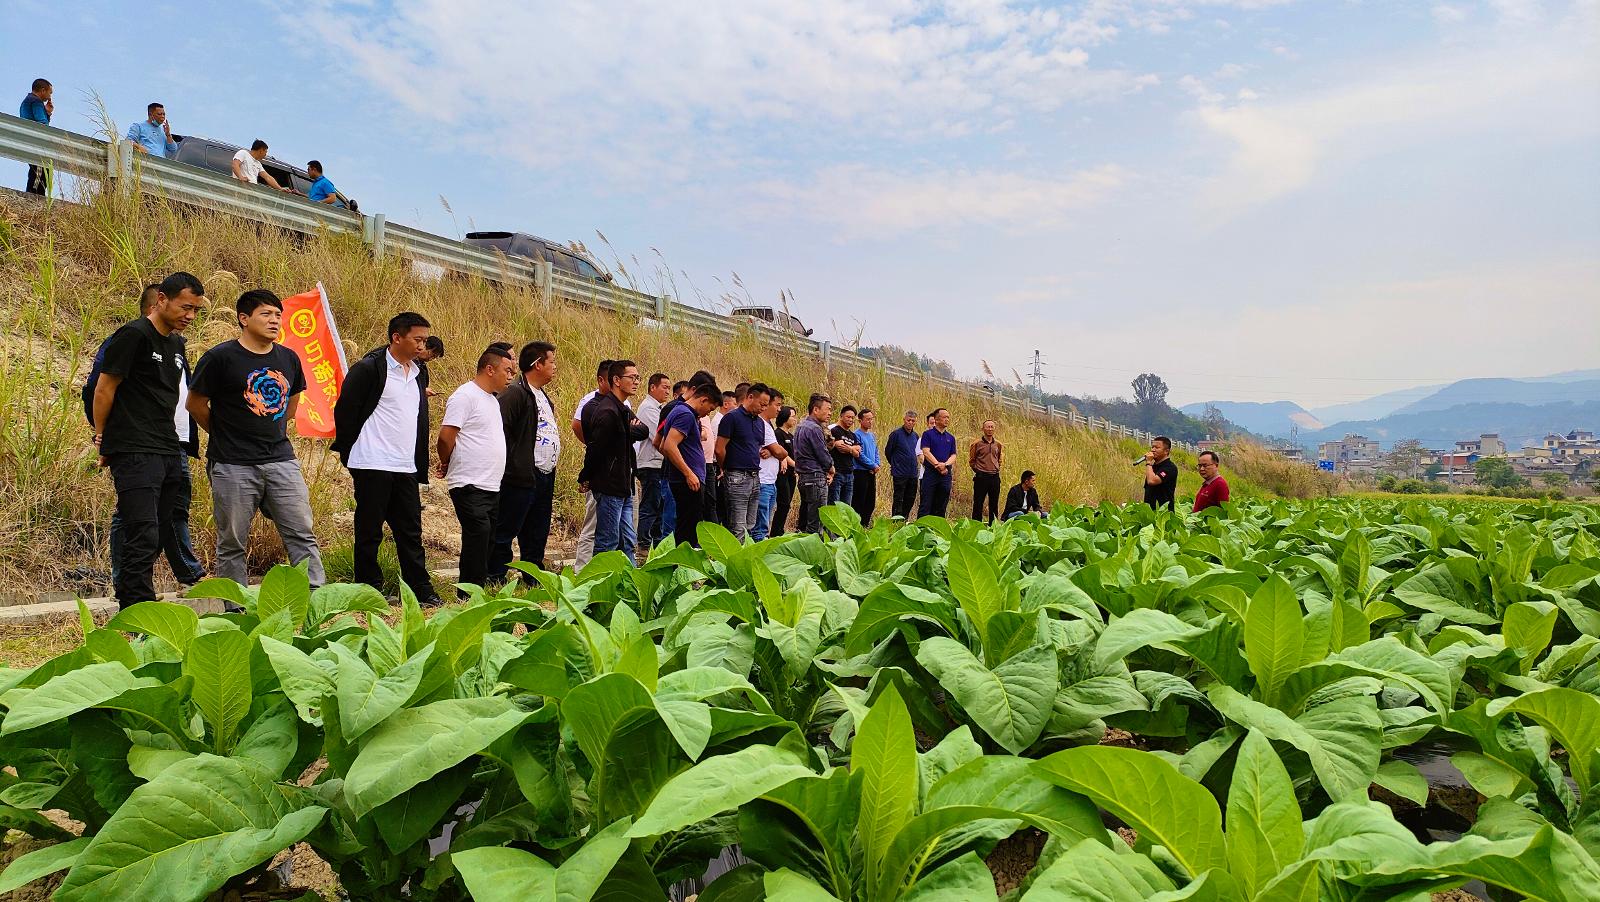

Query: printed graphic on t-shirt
244;367;292;420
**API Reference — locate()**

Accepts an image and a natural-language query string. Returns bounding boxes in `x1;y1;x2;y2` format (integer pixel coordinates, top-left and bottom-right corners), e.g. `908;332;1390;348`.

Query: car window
208;144;235;173
574;257;602;279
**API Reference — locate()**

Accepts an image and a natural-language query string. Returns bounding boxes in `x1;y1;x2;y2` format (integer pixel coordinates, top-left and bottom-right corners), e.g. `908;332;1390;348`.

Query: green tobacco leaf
184;577;250;610
629;743;815;838
0;662;152;734
54;755;325;902
329;639;436;740
947;537;1006;640
234;700;298;778
344;697;528;817
0;836;91;893
915;637;1056;755
846;584;959;656
374;761;472;854
1225;730;1302;897
454;817;633;902
185;629;253;754
1505;602;1559;668
562;673;656;768
1451;751;1531;799
1093;608;1211;671
256;564;311;632
104;602;199;654
499;623;588;700
1032;746;1227;879
258;636;334;724
1018;838;1177;901
901;852;998;902
1495;686;1600;792
1244;576;1305;707
763;867;846;901
307;582;390;629
1372;759;1428;807
127;746;195;781
1208;686;1380;804
923;756;1104;843
855;682;918;890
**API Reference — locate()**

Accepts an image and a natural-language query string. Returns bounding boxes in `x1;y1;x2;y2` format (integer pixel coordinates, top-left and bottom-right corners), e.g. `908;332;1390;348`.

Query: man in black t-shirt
827;405;862;507
1142;435;1180;511
189;290;324;588
92;272;207;608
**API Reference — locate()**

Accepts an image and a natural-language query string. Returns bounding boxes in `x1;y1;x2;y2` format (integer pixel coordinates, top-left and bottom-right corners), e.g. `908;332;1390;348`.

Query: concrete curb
0;560;578;630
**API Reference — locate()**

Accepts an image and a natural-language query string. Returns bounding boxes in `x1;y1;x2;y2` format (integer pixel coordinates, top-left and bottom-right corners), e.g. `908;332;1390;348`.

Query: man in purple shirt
917;407;957;518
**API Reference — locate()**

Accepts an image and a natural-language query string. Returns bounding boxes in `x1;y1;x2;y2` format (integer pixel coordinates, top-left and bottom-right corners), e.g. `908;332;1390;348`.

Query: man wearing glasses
577;361;649;557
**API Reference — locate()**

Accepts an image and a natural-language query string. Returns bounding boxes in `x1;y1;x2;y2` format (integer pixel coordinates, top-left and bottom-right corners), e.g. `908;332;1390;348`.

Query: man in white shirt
753;388;791;541
437;344;516;596
491;341;559;580
230;139;292;192
634;372;671;560
332;312;439;605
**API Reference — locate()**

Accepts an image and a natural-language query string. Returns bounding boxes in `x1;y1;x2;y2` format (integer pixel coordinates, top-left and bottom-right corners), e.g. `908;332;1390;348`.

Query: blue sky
7;0;1597;408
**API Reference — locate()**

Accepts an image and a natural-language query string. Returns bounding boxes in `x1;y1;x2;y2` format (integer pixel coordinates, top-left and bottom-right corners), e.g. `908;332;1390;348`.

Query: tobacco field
1;498;1598;901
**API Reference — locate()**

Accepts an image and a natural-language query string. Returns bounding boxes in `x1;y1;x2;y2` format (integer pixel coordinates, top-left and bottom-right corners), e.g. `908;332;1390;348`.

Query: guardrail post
819;340;831;370
105;139;133;195
654;294;667;320
1046;404;1055;420
362;213;387;258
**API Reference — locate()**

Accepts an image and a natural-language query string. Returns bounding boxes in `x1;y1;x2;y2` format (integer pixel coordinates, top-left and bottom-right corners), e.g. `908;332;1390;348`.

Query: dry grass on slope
0;189;1324;595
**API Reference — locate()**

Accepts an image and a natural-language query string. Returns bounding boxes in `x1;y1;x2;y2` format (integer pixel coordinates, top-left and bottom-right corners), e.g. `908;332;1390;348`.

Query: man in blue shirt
716;382;787;542
126;102;178;158
306;160;355;211
884;409;920;519
19;79;52;195
917;407;957;518
851;408;881;525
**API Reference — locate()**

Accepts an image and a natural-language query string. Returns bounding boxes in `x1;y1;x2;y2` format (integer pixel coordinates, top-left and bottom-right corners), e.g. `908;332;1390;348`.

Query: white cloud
1188;23;1599;218
295;0;1156;179
1431;3;1469;24
749;163;1131;238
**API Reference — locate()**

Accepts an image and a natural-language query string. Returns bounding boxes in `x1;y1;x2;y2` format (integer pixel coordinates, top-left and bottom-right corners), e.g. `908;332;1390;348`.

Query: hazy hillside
1310;383;1446;424
1304;400;1600;451
1177;400;1322;438
1391;378;1600;416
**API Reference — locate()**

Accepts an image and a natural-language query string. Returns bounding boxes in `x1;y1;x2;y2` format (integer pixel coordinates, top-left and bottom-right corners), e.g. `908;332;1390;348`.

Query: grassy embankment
0;187;1338;598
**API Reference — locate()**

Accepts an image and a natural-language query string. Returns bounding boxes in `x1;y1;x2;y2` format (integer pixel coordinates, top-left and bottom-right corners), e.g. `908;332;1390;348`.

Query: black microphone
1132;457;1149;467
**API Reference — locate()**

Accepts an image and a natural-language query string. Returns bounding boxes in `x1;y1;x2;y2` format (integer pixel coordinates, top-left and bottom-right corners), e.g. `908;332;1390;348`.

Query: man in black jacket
1003;470;1043;520
490;340;558;580
332;312;440;605
579;359;648;558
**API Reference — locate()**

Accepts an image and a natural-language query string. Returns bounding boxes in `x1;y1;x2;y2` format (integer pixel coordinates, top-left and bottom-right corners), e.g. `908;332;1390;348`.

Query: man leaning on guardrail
127;102;177;158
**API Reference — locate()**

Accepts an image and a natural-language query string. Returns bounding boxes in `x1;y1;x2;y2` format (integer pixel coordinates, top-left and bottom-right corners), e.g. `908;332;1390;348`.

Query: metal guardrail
0;112;1194;452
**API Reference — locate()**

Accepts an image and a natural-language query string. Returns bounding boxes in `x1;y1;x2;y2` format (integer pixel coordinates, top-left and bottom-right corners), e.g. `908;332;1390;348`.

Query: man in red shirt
1193;450;1230;512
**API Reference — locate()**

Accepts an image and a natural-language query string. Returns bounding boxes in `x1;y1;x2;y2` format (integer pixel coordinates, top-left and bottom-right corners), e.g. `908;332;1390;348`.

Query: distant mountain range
1181;369;1600;451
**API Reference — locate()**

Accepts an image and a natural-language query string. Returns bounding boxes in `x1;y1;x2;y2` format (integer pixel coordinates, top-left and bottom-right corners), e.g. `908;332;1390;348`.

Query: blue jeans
636;468;667;554
592;491;636;559
828;468;855;507
661;470;677;536
723;469;761;543
753;483;777;542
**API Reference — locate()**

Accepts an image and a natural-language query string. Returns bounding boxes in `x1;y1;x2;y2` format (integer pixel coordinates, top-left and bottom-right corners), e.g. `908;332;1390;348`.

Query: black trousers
851;469;877;525
771;472;796;536
798;481;829;535
670;478;703;547
918;473;952;518
351;469;433;602
449;485;499;595
702;461;721;525
891;475;918;519
490;468;555;581
108;452;189;608
26;165;48;196
972;472;1001;523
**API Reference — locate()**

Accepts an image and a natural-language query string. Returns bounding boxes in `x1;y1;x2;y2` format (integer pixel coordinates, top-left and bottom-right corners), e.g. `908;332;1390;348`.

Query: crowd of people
18;81;357;209
87;273;1233;610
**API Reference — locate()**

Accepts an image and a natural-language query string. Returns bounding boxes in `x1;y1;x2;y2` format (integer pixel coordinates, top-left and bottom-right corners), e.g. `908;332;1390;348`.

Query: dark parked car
463;231;611;283
731;306;813;337
170;136;357;210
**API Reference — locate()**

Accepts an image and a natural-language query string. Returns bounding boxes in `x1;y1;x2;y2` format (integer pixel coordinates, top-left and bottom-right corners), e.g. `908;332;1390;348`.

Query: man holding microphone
1141;435;1179;511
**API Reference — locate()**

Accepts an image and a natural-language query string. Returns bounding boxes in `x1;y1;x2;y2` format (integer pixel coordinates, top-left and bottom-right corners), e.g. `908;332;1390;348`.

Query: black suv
463;232;611;283
170;136;356;210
